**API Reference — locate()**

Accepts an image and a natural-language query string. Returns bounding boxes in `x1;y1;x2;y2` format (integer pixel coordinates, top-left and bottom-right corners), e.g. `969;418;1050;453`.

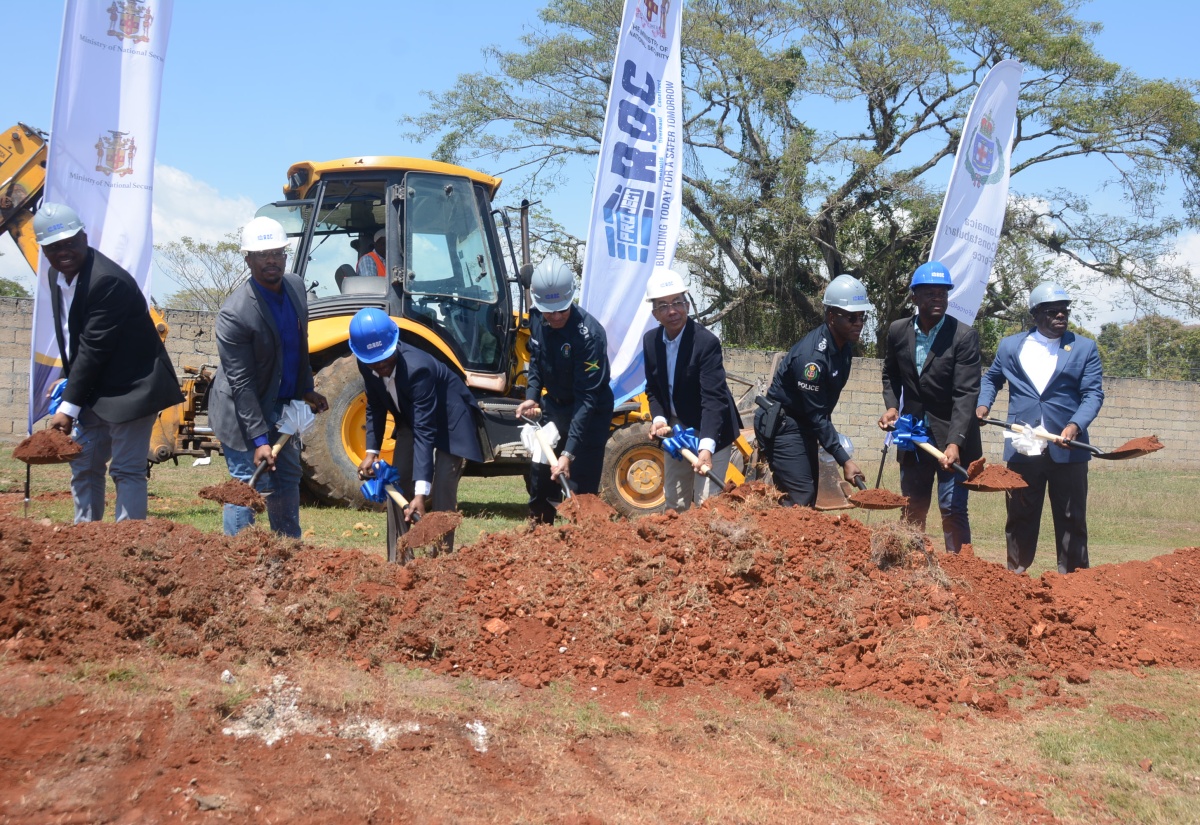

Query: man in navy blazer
350;308;483;553
879;262;982;553
976;282;1104;574
642;267;741;510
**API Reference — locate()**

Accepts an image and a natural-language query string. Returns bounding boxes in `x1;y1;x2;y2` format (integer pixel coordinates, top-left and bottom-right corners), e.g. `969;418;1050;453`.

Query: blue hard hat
348;307;399;364
910;261;953;290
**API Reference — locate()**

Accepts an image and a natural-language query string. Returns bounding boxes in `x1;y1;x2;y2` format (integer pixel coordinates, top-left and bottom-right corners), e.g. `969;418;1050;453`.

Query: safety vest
360;250;385;277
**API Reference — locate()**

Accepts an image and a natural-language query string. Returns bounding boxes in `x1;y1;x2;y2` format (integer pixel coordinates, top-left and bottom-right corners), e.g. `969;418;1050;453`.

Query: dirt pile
3;483;1200;714
198;479;266;512
11;428;82;465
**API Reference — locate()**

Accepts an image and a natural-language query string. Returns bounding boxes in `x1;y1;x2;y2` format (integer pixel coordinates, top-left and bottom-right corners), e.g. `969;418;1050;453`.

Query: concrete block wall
0;297;1193;470
723;347;1197;471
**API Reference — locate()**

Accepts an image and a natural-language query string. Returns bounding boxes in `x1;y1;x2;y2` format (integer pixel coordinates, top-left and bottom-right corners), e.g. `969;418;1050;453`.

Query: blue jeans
222;410;303;538
69;407;157;523
897;448;971;553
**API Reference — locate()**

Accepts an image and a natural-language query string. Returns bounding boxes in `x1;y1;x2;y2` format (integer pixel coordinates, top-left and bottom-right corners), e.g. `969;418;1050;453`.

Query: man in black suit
879;261;982;553
350;308;483;552
642;268;741;510
38;202;184;523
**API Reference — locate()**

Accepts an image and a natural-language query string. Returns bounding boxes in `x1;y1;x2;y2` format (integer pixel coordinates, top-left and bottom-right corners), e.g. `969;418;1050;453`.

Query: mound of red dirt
3;483;1200;714
11;428;82;465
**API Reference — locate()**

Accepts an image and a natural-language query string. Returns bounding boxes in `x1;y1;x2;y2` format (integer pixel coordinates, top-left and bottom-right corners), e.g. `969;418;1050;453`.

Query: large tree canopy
407;0;1200;350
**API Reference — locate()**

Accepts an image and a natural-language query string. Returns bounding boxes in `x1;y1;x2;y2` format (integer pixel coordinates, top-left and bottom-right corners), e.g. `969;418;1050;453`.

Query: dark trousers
1005;455;1089;574
755;409;818;507
527;439;606;524
897;448;971;553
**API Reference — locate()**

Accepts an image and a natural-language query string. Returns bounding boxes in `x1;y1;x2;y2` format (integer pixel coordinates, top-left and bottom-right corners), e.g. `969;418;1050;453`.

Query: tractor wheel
302;353;393;508
600;421;666;519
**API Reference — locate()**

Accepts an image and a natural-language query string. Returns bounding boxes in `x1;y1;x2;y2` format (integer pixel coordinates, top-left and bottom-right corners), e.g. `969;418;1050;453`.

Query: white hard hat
644;267;689;302
1028;281;1071;310
530;256;576;312
34;202;86;246
240;216;289;252
822;274;873;313
374;228;386;242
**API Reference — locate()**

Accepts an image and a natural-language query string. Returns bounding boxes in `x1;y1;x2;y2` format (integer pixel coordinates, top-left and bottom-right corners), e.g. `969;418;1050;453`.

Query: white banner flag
931;59;1023;326
579;0;683;404
28;0;174;429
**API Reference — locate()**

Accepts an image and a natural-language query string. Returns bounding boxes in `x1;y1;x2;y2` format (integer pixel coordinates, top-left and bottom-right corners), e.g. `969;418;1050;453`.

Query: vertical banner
28;0;174;429
931;59;1023;326
579;0;683;404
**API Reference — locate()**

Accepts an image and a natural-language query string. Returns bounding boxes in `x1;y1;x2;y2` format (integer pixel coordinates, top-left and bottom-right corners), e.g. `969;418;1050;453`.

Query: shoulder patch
803;362;821;381
584;359;600;373
561;343;572;358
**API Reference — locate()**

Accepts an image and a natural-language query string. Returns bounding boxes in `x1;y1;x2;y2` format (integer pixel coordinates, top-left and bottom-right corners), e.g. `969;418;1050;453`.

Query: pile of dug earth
3;482;1199;714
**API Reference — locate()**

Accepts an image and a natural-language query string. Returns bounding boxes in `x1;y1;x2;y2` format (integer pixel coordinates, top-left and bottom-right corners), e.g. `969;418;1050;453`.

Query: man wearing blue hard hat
977;281;1104;574
350;307;484;553
879;261;982;553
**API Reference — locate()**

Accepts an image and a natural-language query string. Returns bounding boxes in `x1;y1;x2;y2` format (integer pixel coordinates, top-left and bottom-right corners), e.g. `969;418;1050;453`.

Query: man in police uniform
754;274;870;506
514;257;615;524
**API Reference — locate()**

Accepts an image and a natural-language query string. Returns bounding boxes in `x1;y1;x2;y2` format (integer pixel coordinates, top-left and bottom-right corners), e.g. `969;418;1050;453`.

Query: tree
407;0;1200;350
1097;315;1200;381
0;277;29;298
155;233;247;312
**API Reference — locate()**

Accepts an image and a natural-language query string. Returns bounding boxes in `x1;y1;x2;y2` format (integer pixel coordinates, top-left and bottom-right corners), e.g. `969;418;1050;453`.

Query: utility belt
754;395;784;443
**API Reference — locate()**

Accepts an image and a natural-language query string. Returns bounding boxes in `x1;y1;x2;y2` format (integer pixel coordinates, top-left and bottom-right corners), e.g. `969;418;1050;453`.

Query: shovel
981;418;1164;460
889;416;1024;493
520;414;573;501
201;400;316;509
655;425;734;493
361;459;458;564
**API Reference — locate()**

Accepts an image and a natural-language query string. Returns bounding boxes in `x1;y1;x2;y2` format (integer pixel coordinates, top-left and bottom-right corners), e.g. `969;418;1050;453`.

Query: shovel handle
522;415;573;499
679;446;728;490
913;441;970;479
384;484;421;522
983;418;1101;455
247;434;291;487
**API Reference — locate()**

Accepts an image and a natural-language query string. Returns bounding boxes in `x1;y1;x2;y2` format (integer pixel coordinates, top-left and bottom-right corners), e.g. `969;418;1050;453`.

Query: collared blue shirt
913;315;946;371
252;279;302;403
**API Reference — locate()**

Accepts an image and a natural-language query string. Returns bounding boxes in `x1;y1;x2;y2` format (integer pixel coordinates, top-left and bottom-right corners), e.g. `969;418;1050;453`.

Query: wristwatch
560;451;574;462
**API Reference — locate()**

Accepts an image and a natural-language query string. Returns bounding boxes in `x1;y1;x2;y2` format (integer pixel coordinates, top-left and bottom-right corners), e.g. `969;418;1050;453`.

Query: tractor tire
600;421;667;519
302;353;379;508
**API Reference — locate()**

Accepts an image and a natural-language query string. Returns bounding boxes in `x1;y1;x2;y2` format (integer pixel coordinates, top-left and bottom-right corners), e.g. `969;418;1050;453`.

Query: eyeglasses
829;310;867;324
247;248;288;261
652;299;688;313
1039;306;1070;317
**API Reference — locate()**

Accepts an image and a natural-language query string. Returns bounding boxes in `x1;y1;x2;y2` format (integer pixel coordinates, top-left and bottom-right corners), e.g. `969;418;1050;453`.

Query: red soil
11;428;82;465
198;479;266;512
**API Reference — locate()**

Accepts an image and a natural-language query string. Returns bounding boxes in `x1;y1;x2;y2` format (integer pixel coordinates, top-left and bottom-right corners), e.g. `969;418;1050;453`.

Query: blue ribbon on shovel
660;424;700;462
360;459;402;503
890;414;930;452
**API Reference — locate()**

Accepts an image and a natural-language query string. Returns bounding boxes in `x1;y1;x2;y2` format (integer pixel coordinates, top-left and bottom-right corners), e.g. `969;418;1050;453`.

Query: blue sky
3;0;1198;327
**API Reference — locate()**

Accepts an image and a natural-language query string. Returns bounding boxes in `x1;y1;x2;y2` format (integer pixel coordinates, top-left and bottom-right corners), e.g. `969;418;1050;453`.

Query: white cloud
0;164;255;297
151;163;256;244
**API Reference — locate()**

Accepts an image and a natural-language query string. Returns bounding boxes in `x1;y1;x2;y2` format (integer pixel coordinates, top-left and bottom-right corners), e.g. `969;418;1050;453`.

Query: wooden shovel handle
913;440;970;479
247;434;291;487
679;446;728;490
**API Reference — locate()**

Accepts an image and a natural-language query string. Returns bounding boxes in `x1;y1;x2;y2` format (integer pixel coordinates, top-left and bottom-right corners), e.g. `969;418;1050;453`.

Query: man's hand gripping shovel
656;425;734;494
199;400;317;511
361;459;459;564
520;412;574;501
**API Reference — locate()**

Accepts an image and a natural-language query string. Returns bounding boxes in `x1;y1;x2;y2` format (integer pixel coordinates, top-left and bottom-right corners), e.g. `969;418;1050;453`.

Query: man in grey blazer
976;281;1104;574
209;217;328;537
879;261;982;553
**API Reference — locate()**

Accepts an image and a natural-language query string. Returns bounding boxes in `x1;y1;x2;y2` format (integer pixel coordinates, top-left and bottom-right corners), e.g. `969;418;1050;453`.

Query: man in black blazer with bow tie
39;202;183;523
879;261;982;553
642;268;741;511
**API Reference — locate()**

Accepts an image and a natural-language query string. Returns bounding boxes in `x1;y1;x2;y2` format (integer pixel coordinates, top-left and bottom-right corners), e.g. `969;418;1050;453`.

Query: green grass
4;445;1199;572
849;461;1200;576
0;447;529;559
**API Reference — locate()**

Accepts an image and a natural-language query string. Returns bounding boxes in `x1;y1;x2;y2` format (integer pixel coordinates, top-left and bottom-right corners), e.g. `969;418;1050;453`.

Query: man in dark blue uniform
755;274;870;506
514;258;615;524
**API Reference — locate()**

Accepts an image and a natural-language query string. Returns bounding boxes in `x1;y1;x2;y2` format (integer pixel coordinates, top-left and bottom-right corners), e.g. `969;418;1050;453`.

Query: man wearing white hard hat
356;228;386;278
37;202;184;523
209;216;329;537
642;267;741;510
